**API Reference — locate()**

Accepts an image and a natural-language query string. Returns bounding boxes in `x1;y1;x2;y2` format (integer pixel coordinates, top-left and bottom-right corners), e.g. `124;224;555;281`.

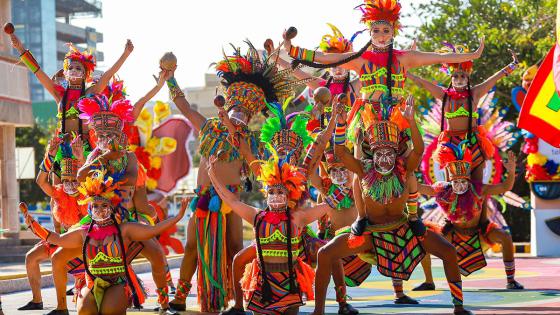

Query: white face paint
451;71;469;89
96;132;118;152
267;186;288;210
90;201;112;223
370;23;394;48
373;147;397;175
62;181;79;195
331;67;348;80
228;107;249;127
64;61;85;83
451;179;470;195
330;167;349;185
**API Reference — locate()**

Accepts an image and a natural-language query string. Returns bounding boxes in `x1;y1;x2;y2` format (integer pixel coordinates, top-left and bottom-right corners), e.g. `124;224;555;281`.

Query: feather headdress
360;100;408;150
435;140;473;181
319;23;360;53
438;42;474;75
78;94;133;134
77;170;123;206
357;0;401;32
63;43;96;81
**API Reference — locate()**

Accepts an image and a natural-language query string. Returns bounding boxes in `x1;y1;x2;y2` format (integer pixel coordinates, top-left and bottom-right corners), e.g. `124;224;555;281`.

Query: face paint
373;147;397;175
228;108;249;126
96;132;118;151
62;181;79;195
370;23;394;48
267;186;288;210
451;179;470;195
90;201;112;223
64;61;85;83
331;67;348;80
451;71;469;89
330;167;349;185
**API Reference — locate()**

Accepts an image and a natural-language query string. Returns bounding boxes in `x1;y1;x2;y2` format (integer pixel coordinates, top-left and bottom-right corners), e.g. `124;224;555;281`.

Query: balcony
56;41;104;63
56;0;102;19
56;21;103;44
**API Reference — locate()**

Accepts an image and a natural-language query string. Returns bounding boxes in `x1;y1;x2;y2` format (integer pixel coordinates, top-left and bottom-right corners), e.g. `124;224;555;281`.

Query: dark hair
285;206;296;293
440;82;453;132
254;213;272;302
441;79;474;140
60;81;85;135
291;42;372;70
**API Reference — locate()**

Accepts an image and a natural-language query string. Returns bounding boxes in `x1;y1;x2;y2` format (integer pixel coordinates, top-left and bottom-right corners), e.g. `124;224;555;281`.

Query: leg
412;255;436;291
331;258;359;314
421;230;471;315
140;238;170;308
169;216;197;309
486;229;524;289
311;233;373;315
51;247;81;311
98;284;129;315
19;243;49;309
76;287;98;315
221;245;256;314
391;278;418;304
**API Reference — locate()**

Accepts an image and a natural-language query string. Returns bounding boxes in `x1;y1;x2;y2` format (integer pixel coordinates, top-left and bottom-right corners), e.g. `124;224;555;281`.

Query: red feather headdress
63;43;96;81
358;0;401;32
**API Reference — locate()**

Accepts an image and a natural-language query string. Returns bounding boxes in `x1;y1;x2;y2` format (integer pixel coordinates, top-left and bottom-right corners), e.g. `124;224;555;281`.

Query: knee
317;246;335;262
437;241;457;261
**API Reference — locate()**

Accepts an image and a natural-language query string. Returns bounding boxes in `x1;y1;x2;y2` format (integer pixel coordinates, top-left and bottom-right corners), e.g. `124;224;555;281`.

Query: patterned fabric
451;230;487;276
174;279;192;301
198;118;260;162
341;255;373;287
448;281;463;306
359;51;406;98
436;127;495;169
504;260;516;282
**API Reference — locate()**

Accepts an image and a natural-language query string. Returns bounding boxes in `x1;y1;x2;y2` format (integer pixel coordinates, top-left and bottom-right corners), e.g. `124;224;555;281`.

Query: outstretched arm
10;34;61;102
89;40;134;94
482;151;516;195
418;183;436;196
132;69;172;120
407;73;445;100
20;202;84;248
401;37;484;69
122;197;189;241
276;56;322;90
208;155;259;224
473;50;518;100
404;96;424;172
166;68;206;132
332;104;364;178
292;203;331;227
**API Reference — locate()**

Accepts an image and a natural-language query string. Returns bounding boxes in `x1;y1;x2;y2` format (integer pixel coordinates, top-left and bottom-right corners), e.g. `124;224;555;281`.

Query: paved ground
1;257;559;314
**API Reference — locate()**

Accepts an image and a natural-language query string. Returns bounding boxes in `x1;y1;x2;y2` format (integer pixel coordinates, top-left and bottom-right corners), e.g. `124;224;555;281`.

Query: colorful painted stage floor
1;257;559;314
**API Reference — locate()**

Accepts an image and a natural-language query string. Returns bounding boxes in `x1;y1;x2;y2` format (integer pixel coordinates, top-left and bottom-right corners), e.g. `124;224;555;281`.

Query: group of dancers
4;0;526;314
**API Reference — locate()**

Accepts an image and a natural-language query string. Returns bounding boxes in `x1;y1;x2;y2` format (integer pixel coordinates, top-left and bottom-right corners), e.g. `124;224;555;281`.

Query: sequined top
443;88;480;120
255;210;303;258
86;234;127;284
54;84;84;119
359;51;406;99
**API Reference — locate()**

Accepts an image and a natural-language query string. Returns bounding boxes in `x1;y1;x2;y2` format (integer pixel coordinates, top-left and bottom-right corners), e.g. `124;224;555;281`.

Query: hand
99;146;125;162
177;197;191;220
19;202;30;217
124;39;134;55
71;136;84;161
504;151;516;172
509;49;519;65
156;69;172;87
47;136;62;156
473;36;485;59
403;95;416;123
282;29;292;51
207;154;218;176
218;109;236;134
10;35;25;53
408;38;417;51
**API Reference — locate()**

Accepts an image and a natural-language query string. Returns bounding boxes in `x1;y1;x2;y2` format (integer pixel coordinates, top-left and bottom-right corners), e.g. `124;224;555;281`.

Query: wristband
406;191;419;216
20;50;40;73
39;154;54;173
166;77;185;100
334;122;347;145
288;46;315;63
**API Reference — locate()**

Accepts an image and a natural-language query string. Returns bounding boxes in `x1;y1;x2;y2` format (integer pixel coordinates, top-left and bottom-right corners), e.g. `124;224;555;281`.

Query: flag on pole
518;46;560;147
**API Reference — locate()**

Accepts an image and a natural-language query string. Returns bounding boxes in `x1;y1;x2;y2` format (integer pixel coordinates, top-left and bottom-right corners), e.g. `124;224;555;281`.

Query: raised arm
88;40;134;94
332;105;364;177
418;183;436;196
36;137;62;196
404;96;424;173
473;50;518;100
482;151;516;196
166;68;206;132
20;202;84;248
407;72;445;100
400;37;484;69
122;197;189;241
302;101;339;173
9;34;61;102
208;155;259;224
292;203;331;227
132;70;172;120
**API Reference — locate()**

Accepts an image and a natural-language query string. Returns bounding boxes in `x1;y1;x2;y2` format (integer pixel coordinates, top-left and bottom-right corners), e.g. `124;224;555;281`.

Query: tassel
348;234;365;249
208;194;221;212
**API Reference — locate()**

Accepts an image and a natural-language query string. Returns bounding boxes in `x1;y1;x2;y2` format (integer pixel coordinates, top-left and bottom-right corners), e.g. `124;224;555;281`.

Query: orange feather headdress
77;170;123;207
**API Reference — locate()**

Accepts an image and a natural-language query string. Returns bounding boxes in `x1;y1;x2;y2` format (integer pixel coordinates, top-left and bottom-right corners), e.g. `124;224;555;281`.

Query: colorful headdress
78;94;133;134
438;42;473;75
437;140;473;181
358;0;401;32
59;140;79;181
260;99;313;162
63;43;96;81
254;150;307;202
77;170;122;206
319;24;358;54
360;101;408;150
215;40;305;116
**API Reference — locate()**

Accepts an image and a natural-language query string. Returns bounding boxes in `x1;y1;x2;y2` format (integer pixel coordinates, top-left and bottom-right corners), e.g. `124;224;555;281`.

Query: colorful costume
241;155;315;315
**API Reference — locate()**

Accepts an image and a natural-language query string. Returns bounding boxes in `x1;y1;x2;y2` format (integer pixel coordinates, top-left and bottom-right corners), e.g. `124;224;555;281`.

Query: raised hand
71;135;84;161
403;95;416;123
47;136;62;156
124;39;134;55
282;29;292;50
10;34;25;53
408;38;418;51
177;197;192;220
504;151;517;172
509;49;519;65
473;36;485;59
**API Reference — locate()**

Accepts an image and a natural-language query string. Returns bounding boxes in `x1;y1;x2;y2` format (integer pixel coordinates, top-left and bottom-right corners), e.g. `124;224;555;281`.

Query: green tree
406;0;556;242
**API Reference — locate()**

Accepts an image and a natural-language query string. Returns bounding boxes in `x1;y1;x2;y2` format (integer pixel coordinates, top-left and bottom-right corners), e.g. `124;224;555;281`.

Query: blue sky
71;0;429;101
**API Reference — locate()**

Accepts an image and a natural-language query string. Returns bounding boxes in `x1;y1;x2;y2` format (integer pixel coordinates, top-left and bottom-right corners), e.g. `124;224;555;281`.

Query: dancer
167;42;302;312
208;150;331;315
414;144;524;290
19;173;189;315
408;43;518;181
18;137;87;311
